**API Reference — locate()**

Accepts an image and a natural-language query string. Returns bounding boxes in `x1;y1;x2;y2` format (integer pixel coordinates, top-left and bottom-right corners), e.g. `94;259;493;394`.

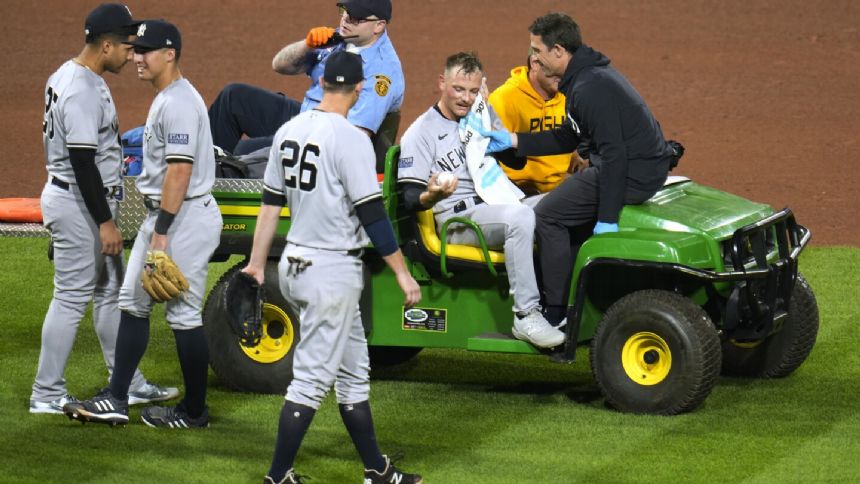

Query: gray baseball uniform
397;105;542;313
118;78;222;328
263;109;379;409
33;60;147;404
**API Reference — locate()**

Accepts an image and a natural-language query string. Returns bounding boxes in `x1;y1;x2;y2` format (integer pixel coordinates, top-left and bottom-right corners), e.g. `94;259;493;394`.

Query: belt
143;193;209;211
452;196;483;214
51;177;120;197
347;248;363;257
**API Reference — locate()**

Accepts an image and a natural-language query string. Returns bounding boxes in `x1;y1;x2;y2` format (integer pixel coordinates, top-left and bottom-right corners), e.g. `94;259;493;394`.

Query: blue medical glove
593;221;619;235
459;113;512;153
483;130;513;153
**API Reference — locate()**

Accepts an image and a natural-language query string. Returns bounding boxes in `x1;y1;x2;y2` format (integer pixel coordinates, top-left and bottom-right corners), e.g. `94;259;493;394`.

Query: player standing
65;20;222;428
31;3;177;416
241;51;423;484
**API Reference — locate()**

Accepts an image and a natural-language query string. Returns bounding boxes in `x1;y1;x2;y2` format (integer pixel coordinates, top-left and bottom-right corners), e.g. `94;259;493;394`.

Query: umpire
481;13;681;327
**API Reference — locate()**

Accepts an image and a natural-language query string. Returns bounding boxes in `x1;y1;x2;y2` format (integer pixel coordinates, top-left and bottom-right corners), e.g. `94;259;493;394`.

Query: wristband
154;209;176;235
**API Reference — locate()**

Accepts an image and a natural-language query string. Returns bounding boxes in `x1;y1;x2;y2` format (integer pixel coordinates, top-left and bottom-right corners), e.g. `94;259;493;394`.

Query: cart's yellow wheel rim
621;332;672;386
240;303;295;364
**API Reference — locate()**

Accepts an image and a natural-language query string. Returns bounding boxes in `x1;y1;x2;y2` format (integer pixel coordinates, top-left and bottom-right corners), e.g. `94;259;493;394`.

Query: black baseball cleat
364;455;423;484
63;388;129;426
140;404;209;429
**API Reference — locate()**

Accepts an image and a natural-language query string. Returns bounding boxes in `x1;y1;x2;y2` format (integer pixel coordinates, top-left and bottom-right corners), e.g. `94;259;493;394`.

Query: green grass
1;238;858;483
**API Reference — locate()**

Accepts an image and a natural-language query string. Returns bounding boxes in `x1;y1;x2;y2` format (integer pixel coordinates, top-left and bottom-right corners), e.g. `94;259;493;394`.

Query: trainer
478;13;682;327
208;0;403;156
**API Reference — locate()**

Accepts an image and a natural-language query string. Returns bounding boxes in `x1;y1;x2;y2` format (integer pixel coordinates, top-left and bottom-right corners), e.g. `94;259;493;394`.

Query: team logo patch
168;133;189;145
374;75;391;97
398;156;413;168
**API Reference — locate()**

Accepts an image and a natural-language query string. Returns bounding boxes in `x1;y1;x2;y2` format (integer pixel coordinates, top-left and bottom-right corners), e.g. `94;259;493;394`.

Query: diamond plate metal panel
0;222;49;238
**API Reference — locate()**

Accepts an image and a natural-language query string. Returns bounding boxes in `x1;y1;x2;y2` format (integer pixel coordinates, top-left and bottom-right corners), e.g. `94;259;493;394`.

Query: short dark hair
444;51;483;77
85;31;129;46
529;13;582;53
322;80;360;94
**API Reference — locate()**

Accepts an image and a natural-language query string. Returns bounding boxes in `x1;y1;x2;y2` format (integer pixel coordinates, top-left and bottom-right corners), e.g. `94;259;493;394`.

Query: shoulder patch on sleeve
398;156;413;168
167;133;189;145
374;75;391;97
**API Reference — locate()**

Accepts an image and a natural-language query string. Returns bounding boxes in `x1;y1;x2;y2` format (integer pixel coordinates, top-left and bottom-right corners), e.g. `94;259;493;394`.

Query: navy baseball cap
324;51;364;85
337;0;392;21
124;20;182;53
84;3;141;39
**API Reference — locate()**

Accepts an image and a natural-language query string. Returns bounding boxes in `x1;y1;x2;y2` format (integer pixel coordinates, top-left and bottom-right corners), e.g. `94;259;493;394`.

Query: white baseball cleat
512;309;565;348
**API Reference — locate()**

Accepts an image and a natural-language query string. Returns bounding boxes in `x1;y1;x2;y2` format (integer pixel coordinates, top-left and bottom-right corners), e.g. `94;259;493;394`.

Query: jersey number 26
280;139;318;191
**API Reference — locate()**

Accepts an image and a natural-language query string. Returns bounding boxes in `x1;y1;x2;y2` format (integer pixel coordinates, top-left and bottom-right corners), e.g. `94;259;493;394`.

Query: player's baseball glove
223;271;264;347
141;250;189;303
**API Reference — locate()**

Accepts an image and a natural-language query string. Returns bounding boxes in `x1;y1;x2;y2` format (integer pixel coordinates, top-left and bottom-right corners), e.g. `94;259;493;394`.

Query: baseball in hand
436;172;455;188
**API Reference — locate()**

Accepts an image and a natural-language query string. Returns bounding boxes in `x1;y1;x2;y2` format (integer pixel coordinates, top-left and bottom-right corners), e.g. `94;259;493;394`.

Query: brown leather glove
305;27;336;48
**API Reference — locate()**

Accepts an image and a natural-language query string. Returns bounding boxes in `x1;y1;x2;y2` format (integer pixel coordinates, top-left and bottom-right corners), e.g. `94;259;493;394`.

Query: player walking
31;3;177;416
241;51;423;484
65;20;222;428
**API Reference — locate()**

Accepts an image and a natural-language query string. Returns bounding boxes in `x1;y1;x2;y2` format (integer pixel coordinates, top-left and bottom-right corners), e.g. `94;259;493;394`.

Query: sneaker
263;470;303;484
141;404;209;429
30;394;79;415
64;388;129;425
364;455;422;484
512;308;565;348
128;381;180;405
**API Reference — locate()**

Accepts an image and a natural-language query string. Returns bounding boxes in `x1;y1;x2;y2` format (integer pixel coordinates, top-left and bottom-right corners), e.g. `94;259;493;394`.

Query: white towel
458;94;524;205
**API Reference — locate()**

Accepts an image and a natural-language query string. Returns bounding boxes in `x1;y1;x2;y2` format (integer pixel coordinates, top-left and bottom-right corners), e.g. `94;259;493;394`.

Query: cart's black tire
203;260;299;394
721;274;819;378
590;290;721;415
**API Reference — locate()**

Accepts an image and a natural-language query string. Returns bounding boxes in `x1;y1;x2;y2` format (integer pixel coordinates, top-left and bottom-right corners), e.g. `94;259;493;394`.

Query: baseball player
488;54;587;195
397;52;565;348
208;0;403;155
241;51;422;484
65;20;222;428
31;3;177;416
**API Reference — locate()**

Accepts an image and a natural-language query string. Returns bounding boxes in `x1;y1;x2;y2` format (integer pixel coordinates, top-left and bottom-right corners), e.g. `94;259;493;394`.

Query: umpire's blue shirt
301;31;404;134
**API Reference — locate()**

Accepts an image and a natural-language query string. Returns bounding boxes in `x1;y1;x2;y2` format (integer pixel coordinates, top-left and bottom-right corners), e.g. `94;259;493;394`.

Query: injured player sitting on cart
396;51;565;349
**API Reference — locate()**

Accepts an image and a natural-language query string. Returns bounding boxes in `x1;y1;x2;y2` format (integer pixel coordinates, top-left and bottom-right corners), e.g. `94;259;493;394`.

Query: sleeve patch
167;133;190;145
374;75;391;97
398;156;413;168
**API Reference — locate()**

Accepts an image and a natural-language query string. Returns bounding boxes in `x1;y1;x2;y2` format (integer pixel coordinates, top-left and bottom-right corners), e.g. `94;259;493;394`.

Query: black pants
534;166;656;306
208;83;302;154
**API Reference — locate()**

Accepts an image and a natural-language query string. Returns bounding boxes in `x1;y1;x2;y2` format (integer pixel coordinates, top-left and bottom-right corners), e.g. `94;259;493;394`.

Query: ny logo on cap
137;23;147;37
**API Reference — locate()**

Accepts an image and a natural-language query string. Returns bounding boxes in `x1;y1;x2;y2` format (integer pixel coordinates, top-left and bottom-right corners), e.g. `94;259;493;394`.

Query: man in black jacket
477;13;679;327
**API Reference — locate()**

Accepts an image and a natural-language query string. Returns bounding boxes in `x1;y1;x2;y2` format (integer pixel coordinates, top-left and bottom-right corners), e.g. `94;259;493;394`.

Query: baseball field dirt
3;0;857;244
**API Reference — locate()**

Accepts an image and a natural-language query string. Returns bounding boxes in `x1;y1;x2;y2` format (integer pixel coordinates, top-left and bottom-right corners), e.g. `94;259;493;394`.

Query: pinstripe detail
264;184;284;196
398;177;428;186
165;154;195;163
353;192;382;206
67;142;98;149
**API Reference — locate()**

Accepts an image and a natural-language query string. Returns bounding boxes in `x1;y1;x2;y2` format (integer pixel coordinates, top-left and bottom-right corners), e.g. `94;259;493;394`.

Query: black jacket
517;45;674;223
